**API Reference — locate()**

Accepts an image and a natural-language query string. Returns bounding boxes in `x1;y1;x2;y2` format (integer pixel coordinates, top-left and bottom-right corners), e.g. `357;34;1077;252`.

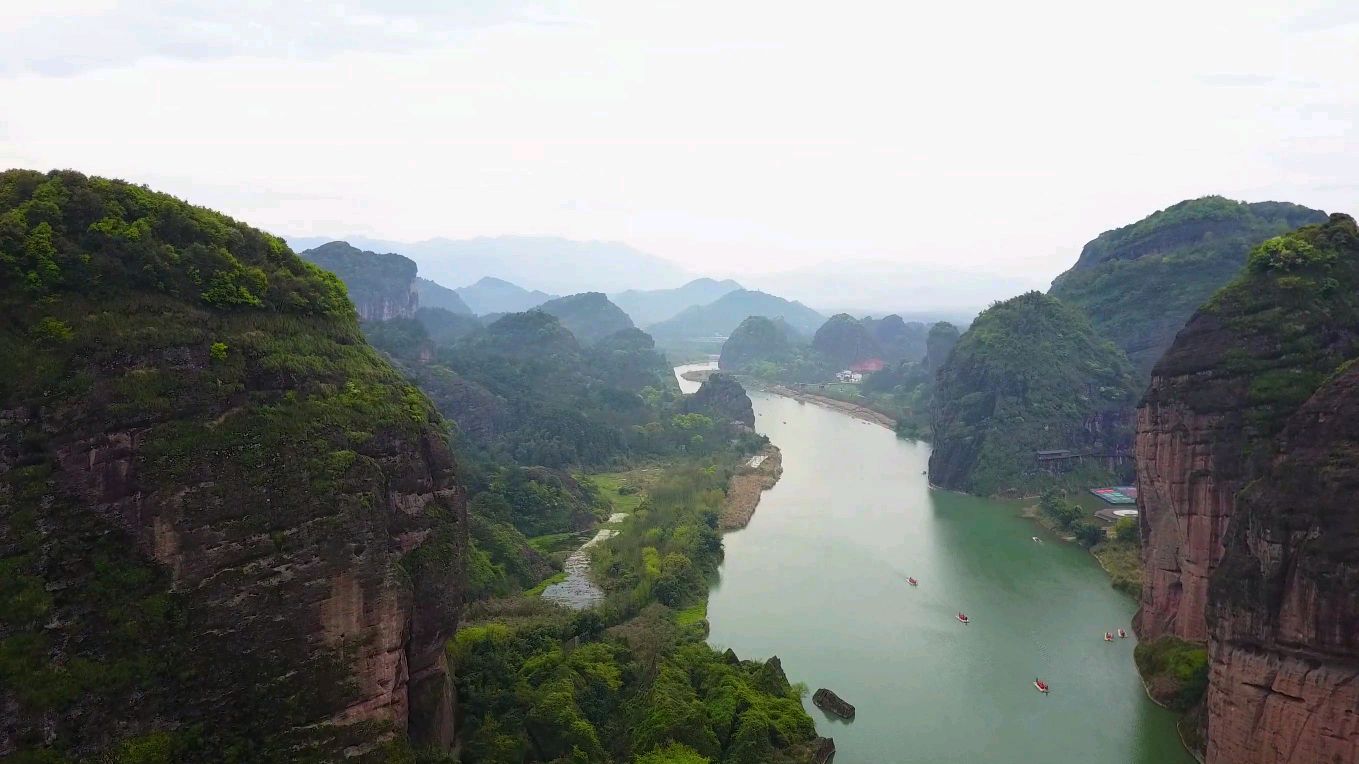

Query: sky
2;0;1357;298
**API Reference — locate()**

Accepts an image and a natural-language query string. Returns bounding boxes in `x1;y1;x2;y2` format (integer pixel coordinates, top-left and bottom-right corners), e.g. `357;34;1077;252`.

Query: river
673;363;1191;764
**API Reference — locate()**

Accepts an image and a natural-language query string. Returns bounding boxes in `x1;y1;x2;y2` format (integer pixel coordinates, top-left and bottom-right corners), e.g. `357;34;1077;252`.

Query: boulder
812;688;855;719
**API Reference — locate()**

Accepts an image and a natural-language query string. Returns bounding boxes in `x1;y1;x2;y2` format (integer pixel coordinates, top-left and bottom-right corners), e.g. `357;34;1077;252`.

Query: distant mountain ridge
287;234;691;294
647;289;824;340
535;292;636;344
297;240;419;321
415;276;472;315
610;277;743;326
456;276;557;314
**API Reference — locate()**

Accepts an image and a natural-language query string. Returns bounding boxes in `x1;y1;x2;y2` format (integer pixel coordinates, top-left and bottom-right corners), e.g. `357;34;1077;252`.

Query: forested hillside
929;292;1139;495
1050;197;1326;377
297;239;420;320
536;291;636;344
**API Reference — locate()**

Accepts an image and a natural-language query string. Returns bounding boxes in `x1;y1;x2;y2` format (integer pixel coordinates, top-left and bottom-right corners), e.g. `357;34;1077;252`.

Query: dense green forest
536;292;637;345
361;284;821;762
928;292;1139;496
1049;196;1326;378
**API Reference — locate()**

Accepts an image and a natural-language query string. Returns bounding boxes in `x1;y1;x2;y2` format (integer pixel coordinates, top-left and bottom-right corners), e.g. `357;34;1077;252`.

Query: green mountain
929;292;1139;496
455;275;556;314
921;321;961;374
648;289;824;341
1049;197;1326;377
812;313;883;368
0;170;464;759
862;314;930;362
610;277;743;326
536;291;636;344
718;315;798;371
415;275;473;314
297;239;419;320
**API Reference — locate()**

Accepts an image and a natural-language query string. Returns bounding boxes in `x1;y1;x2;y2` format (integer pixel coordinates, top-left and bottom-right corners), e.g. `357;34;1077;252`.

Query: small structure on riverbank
813;688;856;719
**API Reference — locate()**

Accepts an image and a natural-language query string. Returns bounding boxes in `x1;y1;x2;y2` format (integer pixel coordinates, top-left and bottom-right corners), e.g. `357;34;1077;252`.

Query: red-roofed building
850;358;885;373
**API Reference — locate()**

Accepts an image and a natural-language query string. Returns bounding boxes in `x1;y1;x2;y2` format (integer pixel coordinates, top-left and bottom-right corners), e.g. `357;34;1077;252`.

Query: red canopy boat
907;577;918;586
1104;632;1114;642
1118;628;1127;639
1034;679;1050;693
956;612;970;624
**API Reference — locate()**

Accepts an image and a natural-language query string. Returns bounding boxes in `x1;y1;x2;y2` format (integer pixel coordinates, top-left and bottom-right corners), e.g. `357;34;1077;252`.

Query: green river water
683;372;1191;763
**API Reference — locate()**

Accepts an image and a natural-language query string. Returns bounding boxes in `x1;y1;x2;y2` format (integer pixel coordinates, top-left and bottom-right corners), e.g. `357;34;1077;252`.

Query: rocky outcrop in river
682;372;756;428
813;688;856;719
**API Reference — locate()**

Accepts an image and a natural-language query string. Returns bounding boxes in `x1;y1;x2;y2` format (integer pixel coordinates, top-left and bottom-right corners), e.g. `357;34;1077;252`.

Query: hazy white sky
2;0;1356;285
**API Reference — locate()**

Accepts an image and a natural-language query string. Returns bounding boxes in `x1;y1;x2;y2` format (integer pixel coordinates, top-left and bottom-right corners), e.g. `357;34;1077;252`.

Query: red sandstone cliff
1204;363;1359;763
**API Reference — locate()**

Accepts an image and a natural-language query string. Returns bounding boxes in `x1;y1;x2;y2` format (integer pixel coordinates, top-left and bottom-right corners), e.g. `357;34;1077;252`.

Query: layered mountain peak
0;170;465;759
1050;196;1327;377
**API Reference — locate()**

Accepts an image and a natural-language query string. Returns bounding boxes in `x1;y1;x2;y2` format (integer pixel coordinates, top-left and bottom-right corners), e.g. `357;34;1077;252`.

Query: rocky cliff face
1136;213;1359;643
300;240;420;321
1202;362;1359;763
0;171;465;760
683;373;756;428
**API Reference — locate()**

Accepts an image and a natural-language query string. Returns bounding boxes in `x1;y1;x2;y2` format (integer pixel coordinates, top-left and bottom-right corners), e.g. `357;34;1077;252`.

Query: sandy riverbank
762;384;897;430
720;444;783;530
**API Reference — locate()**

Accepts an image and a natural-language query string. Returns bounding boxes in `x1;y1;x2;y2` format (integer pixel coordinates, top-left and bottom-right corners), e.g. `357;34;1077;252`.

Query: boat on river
1034;679;1050;694
907;577;918;586
956;612;970;624
1118;628;1127;639
1104;631;1114;642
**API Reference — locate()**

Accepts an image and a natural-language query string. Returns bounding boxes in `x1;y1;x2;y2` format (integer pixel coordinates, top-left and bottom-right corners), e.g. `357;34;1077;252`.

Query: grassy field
524;572;568;597
527;531;588;555
675;600;707;627
583;468;664;515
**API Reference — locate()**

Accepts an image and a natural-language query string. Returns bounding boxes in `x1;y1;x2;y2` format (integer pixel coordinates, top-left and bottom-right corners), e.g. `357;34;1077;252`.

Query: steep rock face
1204;362;1359;764
0;171;465;760
1136;213;1359;642
300;240;420;321
682;373;756;428
930;292;1138;496
811;313;882;368
1050;197;1326;378
414;276;473;315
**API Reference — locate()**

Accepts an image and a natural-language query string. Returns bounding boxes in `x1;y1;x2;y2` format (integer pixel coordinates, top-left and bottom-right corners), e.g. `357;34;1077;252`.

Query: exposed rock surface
1203;362;1359;764
812;688;856;719
0;170;465;759
299;240;421;321
1136;213;1359;642
682;373;756;428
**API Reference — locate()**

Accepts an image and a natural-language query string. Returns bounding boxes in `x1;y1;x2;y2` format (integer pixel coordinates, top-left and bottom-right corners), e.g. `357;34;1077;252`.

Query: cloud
0;0;555;76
